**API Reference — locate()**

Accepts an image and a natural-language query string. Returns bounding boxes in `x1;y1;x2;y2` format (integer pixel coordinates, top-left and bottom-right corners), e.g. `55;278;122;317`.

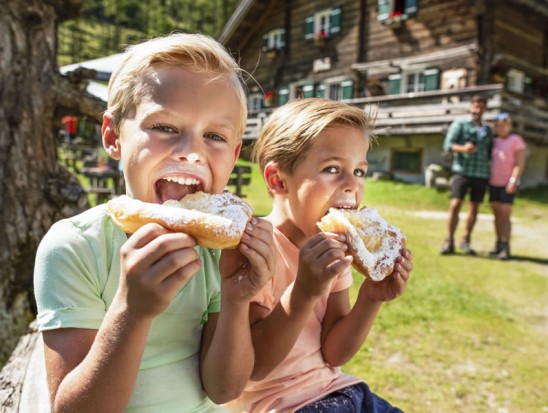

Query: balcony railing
244;84;548;145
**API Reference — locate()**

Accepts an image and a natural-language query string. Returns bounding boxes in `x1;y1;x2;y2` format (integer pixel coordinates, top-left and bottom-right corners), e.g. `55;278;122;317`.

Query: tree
0;0;105;367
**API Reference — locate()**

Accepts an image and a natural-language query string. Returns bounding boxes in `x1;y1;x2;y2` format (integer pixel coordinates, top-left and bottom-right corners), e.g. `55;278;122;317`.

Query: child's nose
175;134;204;163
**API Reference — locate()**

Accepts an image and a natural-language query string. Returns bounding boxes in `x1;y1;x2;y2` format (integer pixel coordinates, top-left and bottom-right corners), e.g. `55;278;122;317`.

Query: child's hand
360;248;413;302
219;217;275;303
116;223;203;319
295;232;352;298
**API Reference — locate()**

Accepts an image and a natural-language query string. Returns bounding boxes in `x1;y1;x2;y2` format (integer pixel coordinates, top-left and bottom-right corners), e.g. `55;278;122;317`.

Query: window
405;72;424;93
391;149;422;173
506;69;525;94
304;79;354;101
262;28;286;51
248;93;264;111
388;68;439;94
441;68;467;89
378;0;418;23
305;8;342;41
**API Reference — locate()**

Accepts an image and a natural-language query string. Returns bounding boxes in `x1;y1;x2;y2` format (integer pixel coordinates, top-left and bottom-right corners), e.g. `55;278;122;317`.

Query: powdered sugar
318;207;405;281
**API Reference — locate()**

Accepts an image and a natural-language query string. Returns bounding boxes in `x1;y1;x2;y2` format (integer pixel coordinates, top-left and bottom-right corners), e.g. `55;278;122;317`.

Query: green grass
240;158;548;413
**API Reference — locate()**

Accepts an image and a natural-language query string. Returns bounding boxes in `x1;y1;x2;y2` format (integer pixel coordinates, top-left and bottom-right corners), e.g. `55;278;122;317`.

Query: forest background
58;0;239;66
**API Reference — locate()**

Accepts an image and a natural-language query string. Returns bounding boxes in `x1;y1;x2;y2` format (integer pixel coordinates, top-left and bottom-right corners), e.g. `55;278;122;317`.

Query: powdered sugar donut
108;192;253;250
317;207;405;281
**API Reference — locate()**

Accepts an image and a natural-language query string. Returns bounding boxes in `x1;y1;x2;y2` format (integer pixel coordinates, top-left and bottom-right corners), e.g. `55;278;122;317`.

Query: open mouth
323;204;356;217
155;176;204;203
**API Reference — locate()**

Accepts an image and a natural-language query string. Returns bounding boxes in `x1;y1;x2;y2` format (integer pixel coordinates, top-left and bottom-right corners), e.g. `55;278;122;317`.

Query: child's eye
323;166;339;174
152;124;177;133
354;169;367;178
205;132;227;142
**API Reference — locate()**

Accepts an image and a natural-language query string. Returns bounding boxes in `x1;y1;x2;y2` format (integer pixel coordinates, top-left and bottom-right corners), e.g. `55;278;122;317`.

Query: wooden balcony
244;84;548;146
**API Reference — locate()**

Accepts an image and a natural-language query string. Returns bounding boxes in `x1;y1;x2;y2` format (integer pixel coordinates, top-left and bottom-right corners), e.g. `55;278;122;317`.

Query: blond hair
253;98;375;174
106;33;247;137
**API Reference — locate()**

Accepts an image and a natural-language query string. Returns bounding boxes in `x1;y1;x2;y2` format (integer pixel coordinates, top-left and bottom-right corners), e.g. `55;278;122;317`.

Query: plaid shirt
443;119;492;178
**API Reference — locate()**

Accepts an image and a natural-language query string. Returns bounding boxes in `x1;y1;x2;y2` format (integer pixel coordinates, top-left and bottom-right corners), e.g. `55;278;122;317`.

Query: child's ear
264;161;287;194
102;115;121;160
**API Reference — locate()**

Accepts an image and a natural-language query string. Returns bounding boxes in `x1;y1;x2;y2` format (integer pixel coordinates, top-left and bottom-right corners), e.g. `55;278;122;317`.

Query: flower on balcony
314;30;327;47
264;91;274;107
385;11;404;28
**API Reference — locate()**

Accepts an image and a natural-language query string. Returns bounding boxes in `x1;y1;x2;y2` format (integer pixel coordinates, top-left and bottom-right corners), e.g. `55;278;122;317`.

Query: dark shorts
295;382;403;413
489;185;515;204
450;174;488;203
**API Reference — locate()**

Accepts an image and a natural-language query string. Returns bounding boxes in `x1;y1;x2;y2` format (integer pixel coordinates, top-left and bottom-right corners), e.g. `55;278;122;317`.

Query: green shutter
262;33;269;50
305;16;314;40
424;68;440;91
302;84;315;98
378;0;390;22
341;80;354;99
404;0;418;16
278;86;289;105
388;74;401;95
315;84;326;98
329;8;342;35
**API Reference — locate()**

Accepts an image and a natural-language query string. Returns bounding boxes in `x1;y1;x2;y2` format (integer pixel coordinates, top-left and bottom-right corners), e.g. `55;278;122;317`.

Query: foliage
58;0;239;65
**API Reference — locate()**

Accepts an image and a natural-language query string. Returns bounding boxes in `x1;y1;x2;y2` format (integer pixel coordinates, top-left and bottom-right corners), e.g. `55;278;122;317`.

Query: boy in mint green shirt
34;33;274;412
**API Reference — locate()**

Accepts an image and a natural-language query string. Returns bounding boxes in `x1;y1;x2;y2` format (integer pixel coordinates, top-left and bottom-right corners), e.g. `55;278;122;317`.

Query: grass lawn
241;159;548;413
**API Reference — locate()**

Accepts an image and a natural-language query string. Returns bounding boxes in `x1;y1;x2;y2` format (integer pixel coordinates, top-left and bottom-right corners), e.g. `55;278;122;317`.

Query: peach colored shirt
228;228;359;412
489;133;526;187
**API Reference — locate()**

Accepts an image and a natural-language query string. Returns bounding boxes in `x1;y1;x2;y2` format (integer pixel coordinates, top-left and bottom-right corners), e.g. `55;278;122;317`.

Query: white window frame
315;9;331;38
248;93;264;111
263;28;285;51
507;68;525;94
404;70;425;93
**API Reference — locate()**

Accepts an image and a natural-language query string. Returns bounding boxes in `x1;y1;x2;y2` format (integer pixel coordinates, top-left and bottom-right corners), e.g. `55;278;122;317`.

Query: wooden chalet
219;0;548;188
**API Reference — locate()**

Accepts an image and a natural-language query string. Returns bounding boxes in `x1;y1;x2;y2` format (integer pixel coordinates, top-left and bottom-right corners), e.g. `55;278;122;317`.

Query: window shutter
262;33;269;50
341;80;354;99
278;86;289;105
302;84;315;98
404;0;418;16
329;8;342;35
305;16;315;40
424;68;440;91
315;84;326;98
388;74;402;95
280;29;286;48
377;0;390;22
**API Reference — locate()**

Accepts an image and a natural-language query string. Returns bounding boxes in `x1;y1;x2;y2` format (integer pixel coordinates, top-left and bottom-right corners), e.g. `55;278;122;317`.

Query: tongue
156;180;195;203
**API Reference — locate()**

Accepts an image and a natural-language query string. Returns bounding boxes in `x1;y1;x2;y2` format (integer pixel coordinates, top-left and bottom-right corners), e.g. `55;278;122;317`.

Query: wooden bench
227;165;252;198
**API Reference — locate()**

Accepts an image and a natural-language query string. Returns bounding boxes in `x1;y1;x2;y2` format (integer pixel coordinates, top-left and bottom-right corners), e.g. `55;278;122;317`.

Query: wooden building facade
219;0;548;188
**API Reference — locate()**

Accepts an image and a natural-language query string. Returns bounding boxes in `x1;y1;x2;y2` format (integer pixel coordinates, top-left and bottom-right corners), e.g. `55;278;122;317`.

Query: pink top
489;133;526;186
228;228;359;413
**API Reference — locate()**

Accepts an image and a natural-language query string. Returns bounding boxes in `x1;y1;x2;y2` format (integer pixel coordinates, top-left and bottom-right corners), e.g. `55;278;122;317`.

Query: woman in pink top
227;99;413;412
488;113;526;260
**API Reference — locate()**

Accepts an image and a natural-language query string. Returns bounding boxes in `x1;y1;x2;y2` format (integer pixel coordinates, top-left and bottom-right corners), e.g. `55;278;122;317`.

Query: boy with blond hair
229;98;413;412
34;33;274;412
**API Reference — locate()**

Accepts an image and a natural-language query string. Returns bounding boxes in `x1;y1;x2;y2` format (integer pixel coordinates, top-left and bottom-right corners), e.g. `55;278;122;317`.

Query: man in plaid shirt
440;95;493;255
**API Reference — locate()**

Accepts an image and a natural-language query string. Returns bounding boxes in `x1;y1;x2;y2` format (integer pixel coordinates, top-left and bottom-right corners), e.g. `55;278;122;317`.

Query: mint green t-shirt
34;204;228;412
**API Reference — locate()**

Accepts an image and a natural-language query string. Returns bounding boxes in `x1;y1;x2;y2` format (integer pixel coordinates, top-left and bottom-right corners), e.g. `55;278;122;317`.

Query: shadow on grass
440;252;548;266
509;255;548;266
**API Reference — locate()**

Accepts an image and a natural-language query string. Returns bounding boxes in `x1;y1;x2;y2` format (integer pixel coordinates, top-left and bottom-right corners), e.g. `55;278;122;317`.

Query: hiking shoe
440;238;454;255
459;239;476;255
496;243;510;260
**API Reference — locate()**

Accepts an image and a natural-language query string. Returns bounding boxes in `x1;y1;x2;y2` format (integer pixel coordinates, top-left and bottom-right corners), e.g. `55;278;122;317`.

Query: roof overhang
218;0;257;44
